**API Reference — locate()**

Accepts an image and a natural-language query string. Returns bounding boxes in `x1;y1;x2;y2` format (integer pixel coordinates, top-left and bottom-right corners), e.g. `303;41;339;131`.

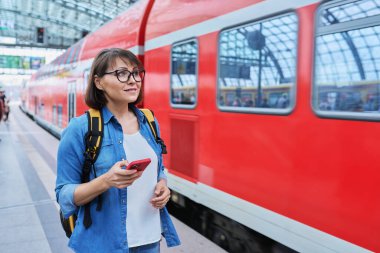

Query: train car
24;0;380;252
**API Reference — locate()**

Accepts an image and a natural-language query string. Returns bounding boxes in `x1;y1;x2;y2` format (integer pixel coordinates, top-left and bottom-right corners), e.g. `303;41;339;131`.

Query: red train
24;0;380;252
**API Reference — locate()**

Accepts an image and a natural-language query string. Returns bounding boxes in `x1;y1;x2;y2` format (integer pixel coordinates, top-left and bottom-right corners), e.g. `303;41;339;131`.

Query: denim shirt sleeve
55;116;87;218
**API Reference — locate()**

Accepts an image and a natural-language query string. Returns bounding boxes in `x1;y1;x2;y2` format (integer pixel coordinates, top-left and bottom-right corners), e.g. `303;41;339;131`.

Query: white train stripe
128;45;145;56
78;45;144;63
145;0;320;52
168;173;373;253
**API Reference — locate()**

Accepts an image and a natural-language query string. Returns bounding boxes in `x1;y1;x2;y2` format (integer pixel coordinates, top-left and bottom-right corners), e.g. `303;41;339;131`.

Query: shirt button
119;140;122;144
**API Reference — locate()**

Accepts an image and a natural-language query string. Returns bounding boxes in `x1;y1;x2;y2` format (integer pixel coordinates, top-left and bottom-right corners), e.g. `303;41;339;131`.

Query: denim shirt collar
101;105;147;125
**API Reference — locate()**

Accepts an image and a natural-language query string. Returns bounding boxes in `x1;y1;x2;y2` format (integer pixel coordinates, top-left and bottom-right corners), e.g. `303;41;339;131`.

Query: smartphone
126;158;151;171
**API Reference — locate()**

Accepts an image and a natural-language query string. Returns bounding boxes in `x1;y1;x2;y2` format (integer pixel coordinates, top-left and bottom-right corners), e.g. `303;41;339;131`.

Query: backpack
59;108;167;238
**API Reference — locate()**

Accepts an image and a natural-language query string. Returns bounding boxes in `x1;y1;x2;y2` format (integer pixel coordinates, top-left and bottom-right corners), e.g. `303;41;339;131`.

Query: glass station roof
0;0;138;49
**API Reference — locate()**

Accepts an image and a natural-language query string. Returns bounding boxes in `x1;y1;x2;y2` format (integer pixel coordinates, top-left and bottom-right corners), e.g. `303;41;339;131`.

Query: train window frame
312;0;380;121
216;12;299;115
170;38;199;109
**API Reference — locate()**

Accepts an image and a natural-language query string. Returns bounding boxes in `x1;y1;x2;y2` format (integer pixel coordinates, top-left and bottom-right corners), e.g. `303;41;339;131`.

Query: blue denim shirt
56;105;180;252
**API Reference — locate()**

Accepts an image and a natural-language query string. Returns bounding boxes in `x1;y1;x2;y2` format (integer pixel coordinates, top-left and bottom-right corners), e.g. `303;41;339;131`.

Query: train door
34;96;38;115
39;100;44;118
67;81;76;122
169;39;200;180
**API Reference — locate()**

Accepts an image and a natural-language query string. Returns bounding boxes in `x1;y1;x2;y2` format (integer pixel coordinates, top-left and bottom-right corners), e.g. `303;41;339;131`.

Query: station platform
0;104;227;253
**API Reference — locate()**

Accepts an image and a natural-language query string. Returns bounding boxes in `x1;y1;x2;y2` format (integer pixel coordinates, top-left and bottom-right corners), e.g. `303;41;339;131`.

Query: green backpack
59;108;167;238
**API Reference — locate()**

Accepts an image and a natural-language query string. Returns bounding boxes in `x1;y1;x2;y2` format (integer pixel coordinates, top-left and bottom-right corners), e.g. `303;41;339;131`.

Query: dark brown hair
85;48;144;109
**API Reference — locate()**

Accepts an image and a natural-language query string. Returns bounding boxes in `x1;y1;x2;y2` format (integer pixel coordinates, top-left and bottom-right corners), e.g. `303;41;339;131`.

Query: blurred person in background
0;88;4;141
3;98;10;122
0;88;5;120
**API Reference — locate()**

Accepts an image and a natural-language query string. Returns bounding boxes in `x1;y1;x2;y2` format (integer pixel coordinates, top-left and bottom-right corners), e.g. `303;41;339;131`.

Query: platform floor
0;104;227;253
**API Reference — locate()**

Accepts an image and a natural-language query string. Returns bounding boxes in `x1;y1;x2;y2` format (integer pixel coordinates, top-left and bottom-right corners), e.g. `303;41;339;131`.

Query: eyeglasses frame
103;68;145;83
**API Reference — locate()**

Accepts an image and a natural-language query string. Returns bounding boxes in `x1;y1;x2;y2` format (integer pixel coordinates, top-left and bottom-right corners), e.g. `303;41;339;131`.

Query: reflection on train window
171;40;198;108
218;13;297;113
319;0;380;25
314;0;380;120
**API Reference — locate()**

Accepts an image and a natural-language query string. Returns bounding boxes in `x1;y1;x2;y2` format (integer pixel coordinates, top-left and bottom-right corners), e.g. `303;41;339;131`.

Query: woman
56;48;180;252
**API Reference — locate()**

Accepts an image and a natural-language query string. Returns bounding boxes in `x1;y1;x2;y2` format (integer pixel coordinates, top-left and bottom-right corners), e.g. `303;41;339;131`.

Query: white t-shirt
123;131;161;247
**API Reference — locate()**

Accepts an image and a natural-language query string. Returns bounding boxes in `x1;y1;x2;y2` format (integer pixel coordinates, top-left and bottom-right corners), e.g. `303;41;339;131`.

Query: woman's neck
106;103;139;134
106;102;134;121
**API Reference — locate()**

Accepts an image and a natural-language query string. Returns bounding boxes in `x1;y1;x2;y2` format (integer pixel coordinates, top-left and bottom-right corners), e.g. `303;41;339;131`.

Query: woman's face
95;57;141;105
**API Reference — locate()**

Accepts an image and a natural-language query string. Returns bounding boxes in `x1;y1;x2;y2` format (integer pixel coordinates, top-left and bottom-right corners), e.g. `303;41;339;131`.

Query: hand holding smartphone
126;158;151;171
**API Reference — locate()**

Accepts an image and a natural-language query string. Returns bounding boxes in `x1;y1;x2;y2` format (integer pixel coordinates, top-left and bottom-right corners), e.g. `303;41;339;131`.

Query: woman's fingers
115;171;142;188
151;186;171;208
105;161;143;189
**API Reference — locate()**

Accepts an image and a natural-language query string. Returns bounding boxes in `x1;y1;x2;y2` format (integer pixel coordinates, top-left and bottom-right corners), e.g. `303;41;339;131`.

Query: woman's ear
94;75;103;90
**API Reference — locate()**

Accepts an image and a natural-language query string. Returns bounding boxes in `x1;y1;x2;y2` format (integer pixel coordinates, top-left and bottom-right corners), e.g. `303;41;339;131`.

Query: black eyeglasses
103;68;145;83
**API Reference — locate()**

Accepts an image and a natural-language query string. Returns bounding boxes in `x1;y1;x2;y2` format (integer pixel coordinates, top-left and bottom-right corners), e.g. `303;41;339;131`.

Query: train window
66;47;74;64
52;104;57;125
72;41;83;63
57;104;63;128
313;0;380;121
218;13;298;114
83;69;90;95
171;39;198;108
67;80;76;122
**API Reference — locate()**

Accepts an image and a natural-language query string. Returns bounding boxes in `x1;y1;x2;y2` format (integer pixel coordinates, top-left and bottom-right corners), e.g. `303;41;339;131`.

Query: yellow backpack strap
140;108;167;154
68;215;76;232
86;108;103;160
140;108;157;138
83;108;104;228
